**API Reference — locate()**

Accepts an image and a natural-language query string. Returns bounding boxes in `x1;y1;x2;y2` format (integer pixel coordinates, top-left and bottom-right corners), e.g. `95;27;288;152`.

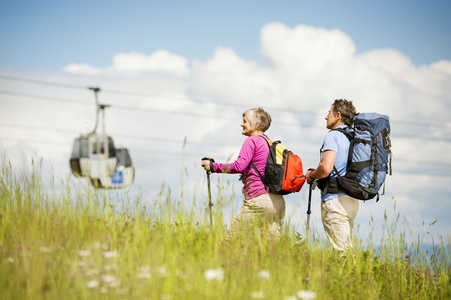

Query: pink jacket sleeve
212;137;257;174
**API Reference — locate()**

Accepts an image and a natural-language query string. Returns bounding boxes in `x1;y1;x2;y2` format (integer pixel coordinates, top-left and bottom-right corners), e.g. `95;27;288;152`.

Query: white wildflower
108;279;120;288
161;294;173;300
104;264;118;271
87;280;99;288
257;270;271;280
39;247;53;253
137;271;151;279
204;268;224;281
157;266;168;277
102;251;118;258
100;275;119;289
297;290;317;300
7;257;14;264
101;275;117;283
91;242;102;249
85;269;99;276
250;291;265;298
138;265;151;273
137;265;151;279
78;250;91;257
285;296;297;300
77;261;86;267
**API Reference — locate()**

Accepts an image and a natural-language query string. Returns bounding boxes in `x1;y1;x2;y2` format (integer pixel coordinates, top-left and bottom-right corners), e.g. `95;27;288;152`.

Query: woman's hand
201;159;211;171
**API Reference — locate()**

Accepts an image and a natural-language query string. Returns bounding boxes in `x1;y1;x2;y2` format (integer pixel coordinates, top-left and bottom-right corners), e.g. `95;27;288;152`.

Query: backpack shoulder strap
250;135;272;180
331;127;353;140
257;134;273;146
251;163;264;181
320;128;352;151
330;127;359;167
334;127;371;145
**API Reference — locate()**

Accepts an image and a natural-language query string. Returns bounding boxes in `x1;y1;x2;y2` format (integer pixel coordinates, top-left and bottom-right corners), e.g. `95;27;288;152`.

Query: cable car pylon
70;87;135;189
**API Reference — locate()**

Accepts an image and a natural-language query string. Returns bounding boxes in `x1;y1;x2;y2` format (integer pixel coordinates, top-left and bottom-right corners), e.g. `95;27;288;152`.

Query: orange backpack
251;135;306;195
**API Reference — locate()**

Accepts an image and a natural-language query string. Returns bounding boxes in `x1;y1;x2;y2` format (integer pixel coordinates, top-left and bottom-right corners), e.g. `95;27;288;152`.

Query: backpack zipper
284;151;290;180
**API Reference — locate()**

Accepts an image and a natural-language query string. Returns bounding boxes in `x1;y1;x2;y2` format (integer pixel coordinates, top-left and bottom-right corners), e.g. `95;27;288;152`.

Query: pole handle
202;157;215;175
307;183;312;215
201;157;215;162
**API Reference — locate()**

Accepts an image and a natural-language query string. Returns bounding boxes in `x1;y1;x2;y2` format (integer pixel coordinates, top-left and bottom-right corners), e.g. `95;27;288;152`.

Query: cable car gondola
70;87;134;189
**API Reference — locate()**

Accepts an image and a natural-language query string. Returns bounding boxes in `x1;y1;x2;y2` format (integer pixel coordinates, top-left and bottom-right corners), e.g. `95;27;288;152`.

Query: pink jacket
213;134;269;200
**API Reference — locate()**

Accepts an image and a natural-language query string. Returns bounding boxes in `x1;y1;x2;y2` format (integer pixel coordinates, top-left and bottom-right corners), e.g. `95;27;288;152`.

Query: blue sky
1;1;451;246
1;1;450;69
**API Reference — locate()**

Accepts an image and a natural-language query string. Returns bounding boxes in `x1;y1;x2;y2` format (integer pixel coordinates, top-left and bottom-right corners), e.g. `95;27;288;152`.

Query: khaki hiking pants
321;195;359;253
229;192;285;238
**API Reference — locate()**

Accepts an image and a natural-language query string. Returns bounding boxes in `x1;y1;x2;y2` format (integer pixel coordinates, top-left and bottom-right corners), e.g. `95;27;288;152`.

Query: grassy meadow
0;160;450;300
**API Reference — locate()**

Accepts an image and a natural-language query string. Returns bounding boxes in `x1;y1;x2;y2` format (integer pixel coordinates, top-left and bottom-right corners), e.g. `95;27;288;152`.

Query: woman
201;107;285;237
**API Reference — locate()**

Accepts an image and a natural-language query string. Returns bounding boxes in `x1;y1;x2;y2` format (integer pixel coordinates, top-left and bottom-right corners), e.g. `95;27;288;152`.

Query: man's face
325;105;340;129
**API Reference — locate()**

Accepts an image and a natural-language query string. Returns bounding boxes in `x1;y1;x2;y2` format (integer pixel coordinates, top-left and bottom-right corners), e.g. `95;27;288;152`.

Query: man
306;99;359;254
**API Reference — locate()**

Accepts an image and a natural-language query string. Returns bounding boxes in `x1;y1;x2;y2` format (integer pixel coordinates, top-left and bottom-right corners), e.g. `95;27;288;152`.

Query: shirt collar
335;124;348;129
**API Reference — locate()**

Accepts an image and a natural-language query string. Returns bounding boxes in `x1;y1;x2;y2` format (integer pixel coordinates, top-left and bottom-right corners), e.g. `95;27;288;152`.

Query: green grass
0;160;450;300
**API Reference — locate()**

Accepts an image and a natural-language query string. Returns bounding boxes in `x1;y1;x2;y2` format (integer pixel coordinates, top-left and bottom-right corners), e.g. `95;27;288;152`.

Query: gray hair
243;107;272;132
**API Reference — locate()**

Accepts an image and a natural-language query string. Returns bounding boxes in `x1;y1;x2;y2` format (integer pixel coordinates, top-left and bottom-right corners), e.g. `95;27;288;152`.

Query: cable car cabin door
110;148;134;188
79;134;117;188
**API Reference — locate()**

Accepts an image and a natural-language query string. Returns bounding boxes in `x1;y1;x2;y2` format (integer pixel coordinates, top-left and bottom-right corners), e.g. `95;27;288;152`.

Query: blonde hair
243;107;272;132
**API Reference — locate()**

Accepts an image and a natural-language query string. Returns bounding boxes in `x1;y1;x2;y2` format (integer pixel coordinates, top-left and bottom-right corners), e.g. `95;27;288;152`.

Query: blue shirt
320;125;351;201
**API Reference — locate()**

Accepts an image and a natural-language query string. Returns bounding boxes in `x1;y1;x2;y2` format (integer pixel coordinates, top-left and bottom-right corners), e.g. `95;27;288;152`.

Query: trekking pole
202;157;215;226
307;183;312;230
307;180;317;231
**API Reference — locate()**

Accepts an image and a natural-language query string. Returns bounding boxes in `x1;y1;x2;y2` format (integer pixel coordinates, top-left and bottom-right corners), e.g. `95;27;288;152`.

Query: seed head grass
0;160;449;299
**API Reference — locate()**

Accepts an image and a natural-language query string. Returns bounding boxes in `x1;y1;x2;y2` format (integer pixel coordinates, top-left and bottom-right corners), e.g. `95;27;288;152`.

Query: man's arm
307;150;337;183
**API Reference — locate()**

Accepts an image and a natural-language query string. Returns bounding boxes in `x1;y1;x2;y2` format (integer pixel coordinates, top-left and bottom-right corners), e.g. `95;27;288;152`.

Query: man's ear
336;111;342;121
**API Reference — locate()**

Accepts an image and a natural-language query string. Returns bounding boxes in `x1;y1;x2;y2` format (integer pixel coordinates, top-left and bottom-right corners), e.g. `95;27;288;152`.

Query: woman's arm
206;137;257;174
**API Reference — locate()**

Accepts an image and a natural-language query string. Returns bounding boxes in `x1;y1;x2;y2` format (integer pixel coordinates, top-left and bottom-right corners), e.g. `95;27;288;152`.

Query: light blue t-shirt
320;125;351;202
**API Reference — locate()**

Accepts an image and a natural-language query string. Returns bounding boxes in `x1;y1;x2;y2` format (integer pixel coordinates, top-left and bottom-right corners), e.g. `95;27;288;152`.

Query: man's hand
306;168;316;184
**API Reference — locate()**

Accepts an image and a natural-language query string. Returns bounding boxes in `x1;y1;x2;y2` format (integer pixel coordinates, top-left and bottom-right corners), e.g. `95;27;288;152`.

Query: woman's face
241;113;259;136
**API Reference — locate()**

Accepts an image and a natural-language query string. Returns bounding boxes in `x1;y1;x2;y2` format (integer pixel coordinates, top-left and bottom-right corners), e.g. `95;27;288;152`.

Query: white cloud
260;22;356;71
63;50;189;77
430;60;451;75
63;63;103;75
111;50;189;76
191;47;276;105
358;48;414;77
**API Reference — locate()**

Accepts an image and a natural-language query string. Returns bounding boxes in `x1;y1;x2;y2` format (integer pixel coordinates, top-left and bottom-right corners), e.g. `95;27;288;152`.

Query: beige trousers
321;195;359;252
229;193;286;238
